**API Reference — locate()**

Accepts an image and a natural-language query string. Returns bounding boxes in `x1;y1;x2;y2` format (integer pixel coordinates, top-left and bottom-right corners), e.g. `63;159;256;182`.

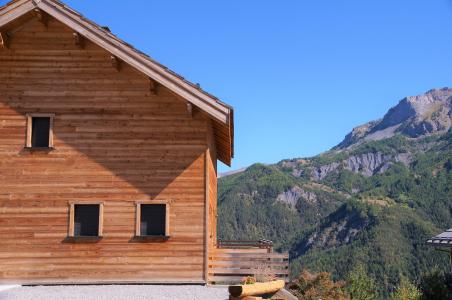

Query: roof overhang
0;0;234;165
426;229;452;249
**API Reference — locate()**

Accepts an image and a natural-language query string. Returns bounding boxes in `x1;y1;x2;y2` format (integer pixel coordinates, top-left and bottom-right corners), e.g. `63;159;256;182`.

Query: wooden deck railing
217;239;274;251
208;240;289;284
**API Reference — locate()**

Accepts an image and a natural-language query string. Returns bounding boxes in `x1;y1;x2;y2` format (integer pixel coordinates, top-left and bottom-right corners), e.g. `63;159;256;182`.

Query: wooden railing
217;239;274;251
208;240;289;284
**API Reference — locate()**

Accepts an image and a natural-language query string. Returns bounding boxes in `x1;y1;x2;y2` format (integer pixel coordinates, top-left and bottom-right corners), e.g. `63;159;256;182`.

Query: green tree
419;269;450;300
347;264;376;300
390;277;422;300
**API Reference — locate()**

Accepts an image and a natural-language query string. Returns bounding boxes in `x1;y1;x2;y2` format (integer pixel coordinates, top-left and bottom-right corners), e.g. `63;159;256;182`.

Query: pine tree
347;264;376;300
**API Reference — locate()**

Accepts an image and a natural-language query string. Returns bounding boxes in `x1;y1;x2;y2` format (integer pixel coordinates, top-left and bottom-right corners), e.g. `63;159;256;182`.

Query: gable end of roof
0;0;234;165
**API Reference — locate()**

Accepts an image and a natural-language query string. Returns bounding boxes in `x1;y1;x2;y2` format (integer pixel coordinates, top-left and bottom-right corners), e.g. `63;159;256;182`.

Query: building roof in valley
0;0;234;165
426;229;452;248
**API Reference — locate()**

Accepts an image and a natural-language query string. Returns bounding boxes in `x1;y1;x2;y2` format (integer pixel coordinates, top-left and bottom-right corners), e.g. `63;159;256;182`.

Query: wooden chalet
426;229;452;266
0;0;288;284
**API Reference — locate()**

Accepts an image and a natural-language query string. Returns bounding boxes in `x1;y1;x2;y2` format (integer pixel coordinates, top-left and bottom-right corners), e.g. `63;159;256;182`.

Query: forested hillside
217;88;452;299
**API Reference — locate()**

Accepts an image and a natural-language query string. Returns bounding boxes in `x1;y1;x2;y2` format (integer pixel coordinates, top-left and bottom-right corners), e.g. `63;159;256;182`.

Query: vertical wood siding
0;16;213;284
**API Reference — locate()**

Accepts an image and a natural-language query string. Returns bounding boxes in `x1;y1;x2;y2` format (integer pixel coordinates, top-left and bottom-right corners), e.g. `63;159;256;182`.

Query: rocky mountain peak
337;88;452;149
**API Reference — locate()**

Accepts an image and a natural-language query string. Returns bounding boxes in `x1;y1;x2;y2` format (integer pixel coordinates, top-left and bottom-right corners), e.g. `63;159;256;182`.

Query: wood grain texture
208;248;289;284
228;280;285;297
34;0;234;164
0;16;217;284
207;122;218;249
203;120;218;283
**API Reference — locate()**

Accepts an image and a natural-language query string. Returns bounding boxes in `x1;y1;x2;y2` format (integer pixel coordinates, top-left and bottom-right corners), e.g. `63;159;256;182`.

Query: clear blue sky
2;0;452;172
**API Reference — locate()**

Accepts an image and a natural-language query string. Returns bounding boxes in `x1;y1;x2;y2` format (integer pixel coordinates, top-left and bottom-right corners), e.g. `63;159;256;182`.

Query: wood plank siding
207;123;218;249
208;248;289;284
0;15;220;284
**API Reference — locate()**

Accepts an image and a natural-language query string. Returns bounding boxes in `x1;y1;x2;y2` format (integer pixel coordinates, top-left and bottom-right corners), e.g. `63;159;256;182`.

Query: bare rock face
345;152;410;176
337;88;452;148
311;162;341;180
345;152;390;176
338;120;380;148
276;186;317;209
308;151;412;180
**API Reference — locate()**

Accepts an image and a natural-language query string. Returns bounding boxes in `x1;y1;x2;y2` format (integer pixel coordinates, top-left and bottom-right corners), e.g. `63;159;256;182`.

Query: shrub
390;277;421;300
346;264;376;300
288;270;349;300
241;276;256;285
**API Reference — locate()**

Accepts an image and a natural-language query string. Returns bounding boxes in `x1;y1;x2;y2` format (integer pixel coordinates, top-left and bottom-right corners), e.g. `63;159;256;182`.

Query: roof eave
37;0;232;125
0;0;234;165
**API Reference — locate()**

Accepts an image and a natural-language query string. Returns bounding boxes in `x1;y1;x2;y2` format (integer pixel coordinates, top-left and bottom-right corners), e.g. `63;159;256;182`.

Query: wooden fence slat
209;262;288;268
210;268;289;275
208;248;289;284
210;253;288;259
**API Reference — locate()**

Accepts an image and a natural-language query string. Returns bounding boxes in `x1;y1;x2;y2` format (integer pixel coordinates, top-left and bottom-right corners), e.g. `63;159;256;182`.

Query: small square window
74;204;100;236
69;203;103;238
136;203;169;237
32;117;50;147
26;114;54;148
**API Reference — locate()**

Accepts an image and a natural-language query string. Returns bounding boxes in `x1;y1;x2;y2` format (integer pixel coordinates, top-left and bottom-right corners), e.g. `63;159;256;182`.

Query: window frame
26;113;55;148
68;202;104;238
135;201;170;238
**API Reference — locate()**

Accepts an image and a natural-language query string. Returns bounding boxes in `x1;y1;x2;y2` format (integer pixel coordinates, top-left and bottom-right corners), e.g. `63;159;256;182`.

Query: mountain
218;167;247;178
217;88;452;299
337;87;451;148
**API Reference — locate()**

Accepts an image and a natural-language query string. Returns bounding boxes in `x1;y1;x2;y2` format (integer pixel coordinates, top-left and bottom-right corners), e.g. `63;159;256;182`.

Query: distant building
426;229;452;248
426;229;452;267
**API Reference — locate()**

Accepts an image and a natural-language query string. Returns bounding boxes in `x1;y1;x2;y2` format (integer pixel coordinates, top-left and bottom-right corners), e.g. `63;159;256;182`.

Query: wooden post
204;150;210;284
229;280;285;298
